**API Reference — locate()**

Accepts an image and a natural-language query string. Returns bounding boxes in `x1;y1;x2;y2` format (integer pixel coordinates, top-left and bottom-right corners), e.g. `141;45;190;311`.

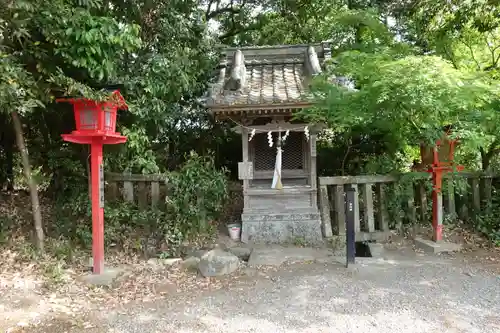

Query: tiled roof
205;43;331;110
216;59;305;105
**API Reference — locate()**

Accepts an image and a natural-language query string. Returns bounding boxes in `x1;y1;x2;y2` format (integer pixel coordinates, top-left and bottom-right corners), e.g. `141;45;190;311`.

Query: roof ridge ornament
225;49;246;91
321;41;332;60
306;45;322;76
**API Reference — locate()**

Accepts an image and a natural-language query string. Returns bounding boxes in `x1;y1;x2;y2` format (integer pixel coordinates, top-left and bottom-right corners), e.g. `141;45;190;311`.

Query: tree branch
459;37;481;70
206;0;244;20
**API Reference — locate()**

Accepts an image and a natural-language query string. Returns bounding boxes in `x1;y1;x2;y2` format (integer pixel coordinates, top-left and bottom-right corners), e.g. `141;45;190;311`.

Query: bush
52;151;229;258
166;151;228;236
475;201;500;246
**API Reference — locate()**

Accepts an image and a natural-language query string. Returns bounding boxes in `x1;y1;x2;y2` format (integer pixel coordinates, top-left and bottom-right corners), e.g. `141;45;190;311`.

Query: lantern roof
56;90;128;110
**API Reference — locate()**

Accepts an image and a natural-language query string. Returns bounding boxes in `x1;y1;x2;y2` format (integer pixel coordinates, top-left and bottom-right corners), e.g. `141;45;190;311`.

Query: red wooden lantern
419;126;459;169
57;90;127;145
57;90;128;275
420;126;463;242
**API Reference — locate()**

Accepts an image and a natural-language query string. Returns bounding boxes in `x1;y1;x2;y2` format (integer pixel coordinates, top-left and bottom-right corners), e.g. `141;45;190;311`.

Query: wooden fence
318;172;497;242
104;172;243;213
105;172;168;209
104;171;497;242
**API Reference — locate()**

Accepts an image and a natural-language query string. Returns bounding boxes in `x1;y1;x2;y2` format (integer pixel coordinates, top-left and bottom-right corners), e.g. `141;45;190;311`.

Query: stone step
241;218;323;245
241;213;321;222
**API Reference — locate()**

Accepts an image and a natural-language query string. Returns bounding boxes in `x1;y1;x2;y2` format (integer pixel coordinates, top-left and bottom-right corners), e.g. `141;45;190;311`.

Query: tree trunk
11;110;44;252
5;144;14;191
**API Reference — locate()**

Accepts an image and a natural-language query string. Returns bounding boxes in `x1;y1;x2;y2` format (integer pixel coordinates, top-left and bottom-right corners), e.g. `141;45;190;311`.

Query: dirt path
15;251;500;333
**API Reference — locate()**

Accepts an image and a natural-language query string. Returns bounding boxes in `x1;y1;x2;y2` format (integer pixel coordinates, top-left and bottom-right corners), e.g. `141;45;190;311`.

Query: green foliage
166;151;229;237
474;189;500;246
0;54;42;114
51;151;228;257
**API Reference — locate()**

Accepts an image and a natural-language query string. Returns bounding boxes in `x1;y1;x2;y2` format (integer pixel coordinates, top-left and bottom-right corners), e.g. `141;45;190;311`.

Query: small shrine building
205;43;349;244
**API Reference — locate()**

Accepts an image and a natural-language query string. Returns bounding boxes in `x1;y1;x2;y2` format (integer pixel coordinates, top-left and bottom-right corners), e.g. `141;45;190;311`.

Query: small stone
147;258;160;266
80;268;124;287
148;258;182;267
198;249;240;277
163;258;182;266
181;256;201;270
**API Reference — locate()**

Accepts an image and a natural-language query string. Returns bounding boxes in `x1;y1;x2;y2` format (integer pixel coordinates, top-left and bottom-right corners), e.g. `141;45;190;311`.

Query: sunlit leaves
304;50;499;148
0;54;42;115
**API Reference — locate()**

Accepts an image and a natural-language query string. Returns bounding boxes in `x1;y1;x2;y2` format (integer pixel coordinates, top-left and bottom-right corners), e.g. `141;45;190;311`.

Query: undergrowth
0;151;229;271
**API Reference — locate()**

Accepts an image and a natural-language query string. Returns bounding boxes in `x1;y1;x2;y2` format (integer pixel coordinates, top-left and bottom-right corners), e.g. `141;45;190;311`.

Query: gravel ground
92;256;500;333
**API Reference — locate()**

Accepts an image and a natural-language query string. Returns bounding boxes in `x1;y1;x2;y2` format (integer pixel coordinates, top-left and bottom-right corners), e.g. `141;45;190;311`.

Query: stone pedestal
240;211;323;245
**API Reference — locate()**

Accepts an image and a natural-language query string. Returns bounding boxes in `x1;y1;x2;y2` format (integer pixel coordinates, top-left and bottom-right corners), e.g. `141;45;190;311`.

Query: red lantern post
420;128;464;242
57;90;127;274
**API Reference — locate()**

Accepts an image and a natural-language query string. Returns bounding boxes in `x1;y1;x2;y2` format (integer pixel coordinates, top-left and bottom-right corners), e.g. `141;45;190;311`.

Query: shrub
52;151;229;258
165;151;229;237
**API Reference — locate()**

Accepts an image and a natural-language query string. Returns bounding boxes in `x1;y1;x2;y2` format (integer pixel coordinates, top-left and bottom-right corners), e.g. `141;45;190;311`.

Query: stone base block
241;213;323;245
80;267;124;287
414;237;462;254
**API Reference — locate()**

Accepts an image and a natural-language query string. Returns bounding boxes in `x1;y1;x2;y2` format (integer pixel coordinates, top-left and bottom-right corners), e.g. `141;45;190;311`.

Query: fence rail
104;172;243;210
318;172;497;242
105;172;167;209
105;171;497;242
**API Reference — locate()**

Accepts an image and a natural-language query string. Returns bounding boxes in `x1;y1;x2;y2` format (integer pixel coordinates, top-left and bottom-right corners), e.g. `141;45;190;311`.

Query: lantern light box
57;90;128;145
419;126;458;168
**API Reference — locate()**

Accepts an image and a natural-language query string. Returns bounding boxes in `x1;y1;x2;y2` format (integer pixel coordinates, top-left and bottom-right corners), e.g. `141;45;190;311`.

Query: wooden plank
242;127;250;208
334;185;346;235
137;181;148;209
106;172;165;182
108;181;119;201
319;172;490;187
238;162;254;180
318;185;333;238
151;181;160;207
458;189;469;221
122;171;134;203
376;183;389;231
351;184;360;233
407;185;416;225
362;183;375;233
407;196;416;225
394;201;402;232
481;176;492;210
320;175;398;186
417;181;427;222
470;177;480;212
446;179;456;217
245;187;315;195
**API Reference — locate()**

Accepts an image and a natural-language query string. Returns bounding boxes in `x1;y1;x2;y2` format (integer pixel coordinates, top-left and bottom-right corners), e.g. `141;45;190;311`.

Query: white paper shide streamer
271;130;284;190
271;143;283;190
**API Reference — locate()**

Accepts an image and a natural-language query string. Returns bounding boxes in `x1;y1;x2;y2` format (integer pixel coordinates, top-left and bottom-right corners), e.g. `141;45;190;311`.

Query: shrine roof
204;43;334;114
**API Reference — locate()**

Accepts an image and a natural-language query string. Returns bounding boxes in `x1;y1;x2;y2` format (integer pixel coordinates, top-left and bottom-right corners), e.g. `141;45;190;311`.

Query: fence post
362;183;375;233
376;183;389;231
345;185;356;267
123;170;134;203
319;185;333;237
481;174;492;212
417;181;428;222
151;181;160;207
